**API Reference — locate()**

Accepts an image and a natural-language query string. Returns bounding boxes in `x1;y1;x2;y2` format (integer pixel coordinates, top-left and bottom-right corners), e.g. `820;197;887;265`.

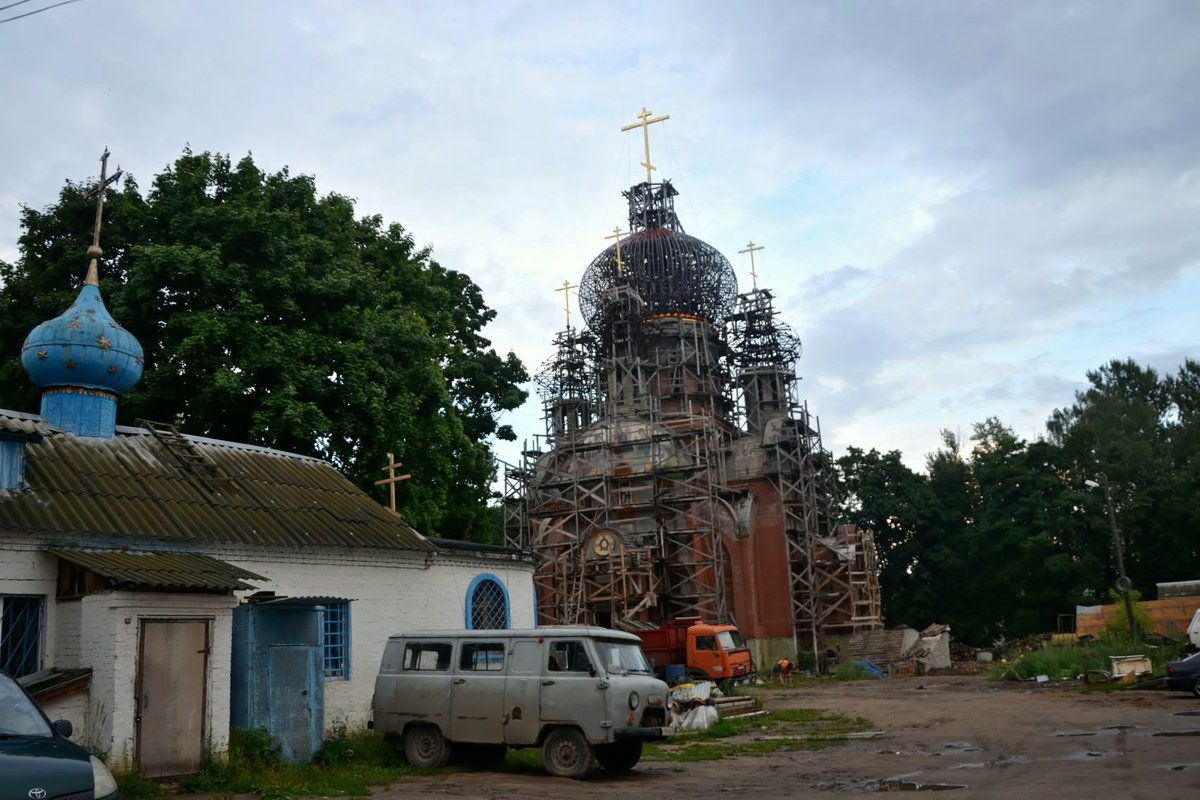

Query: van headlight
92;756;118;797
628;691;640;710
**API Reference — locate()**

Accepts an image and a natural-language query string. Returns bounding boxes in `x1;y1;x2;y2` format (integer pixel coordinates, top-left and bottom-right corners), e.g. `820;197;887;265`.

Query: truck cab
687;622;754;681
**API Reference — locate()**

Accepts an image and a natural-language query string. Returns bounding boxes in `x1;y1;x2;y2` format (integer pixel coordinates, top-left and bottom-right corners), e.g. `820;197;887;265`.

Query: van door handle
453;678;467;685
541;679;555;686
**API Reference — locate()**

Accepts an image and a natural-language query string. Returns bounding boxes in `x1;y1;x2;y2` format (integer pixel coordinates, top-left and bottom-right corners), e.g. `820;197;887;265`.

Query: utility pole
1087;473;1139;644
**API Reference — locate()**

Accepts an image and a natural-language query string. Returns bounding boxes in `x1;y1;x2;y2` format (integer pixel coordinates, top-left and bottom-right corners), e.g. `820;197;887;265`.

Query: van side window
695;635;717;651
547;640;592;672
461;642;505;671
403;642;452;671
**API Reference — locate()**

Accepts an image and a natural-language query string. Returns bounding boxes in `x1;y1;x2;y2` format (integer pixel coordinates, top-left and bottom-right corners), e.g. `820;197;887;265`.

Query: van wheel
404;723;451;768
1193;677;1200;699
543;727;592;779
595;740;643;773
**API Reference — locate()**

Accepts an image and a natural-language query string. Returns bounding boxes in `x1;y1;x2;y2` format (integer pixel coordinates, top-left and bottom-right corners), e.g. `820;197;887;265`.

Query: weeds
115;771;165;800
989;637;1184;682
644;707;873;763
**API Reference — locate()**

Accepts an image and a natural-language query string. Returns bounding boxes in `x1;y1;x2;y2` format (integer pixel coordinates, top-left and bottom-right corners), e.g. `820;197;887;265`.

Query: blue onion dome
21;269;143;395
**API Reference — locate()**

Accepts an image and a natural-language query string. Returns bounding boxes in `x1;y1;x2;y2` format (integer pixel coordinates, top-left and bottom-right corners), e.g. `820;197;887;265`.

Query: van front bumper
614;726;669;742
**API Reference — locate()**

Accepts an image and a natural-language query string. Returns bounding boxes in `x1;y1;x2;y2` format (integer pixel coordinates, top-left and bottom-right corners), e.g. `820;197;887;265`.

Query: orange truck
634;617;754;683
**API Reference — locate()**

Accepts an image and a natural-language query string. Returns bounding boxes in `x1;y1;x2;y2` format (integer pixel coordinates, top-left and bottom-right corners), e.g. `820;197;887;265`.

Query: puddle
875;749;942;757
874;779;967;792
1168;764;1200;772
1053;730;1097;737
940;742;982;752
1102;724;1135;730
1152;730;1200;737
948;755;1029;770
1173;711;1200;717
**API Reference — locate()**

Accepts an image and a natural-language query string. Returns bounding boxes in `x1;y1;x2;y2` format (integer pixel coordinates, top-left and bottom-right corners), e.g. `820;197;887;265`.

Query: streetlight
1084;473;1139;644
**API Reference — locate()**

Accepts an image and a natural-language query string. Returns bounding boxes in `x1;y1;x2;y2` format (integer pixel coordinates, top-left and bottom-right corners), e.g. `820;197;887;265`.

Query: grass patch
644;708;873;763
115;771;165;800
989;638;1185;682
180;727;416;799
833;662;872;681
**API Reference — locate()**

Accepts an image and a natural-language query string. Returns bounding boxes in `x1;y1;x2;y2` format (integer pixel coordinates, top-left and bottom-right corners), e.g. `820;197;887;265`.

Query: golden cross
738;241;765;289
556;279;578;327
374;452;411;515
604;226;627;276
621;106;670;184
82;148;123;287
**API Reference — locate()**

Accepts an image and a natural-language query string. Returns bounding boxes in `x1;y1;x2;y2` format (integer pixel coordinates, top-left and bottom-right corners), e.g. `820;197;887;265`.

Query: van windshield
717;629;746;650
594;639;653;675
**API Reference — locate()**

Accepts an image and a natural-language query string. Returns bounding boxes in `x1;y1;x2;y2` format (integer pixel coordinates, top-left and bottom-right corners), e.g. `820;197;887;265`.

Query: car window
403;642;453;671
547;640;592;672
0;677;51;737
460;643;505;671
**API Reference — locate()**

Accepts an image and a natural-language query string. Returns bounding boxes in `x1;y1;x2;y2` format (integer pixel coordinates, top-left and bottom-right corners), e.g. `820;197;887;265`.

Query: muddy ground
379;675;1200;800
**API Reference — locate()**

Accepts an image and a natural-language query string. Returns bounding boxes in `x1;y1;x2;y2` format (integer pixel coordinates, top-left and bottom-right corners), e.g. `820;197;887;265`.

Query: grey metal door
137;619;208;778
503;639;541;744
449;640;507;743
267;645;320;762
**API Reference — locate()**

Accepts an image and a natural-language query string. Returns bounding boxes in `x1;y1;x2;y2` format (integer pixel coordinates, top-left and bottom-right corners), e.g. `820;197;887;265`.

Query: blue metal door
267;644;322;762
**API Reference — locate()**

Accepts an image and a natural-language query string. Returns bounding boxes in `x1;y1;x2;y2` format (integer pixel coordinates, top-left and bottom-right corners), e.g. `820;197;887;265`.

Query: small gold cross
738;241;765;289
620;107;670;184
604;226;627;276
556;280;579;328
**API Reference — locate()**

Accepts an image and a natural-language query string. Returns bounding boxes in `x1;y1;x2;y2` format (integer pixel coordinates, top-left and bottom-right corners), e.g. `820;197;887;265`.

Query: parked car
1164;651;1200;698
0;670;118;800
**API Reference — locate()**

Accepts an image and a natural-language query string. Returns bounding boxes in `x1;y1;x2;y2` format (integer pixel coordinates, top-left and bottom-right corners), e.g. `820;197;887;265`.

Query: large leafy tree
0;150;527;538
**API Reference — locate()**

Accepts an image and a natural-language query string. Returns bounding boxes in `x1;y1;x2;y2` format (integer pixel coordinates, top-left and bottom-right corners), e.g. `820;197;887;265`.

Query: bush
989;637;1183;682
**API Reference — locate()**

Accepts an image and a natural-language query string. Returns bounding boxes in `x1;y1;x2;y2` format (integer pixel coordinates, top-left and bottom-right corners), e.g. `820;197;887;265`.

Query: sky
1;0;1197;474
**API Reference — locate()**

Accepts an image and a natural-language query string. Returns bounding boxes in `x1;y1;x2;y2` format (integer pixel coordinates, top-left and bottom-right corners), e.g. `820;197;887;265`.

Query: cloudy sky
1;0;1197;472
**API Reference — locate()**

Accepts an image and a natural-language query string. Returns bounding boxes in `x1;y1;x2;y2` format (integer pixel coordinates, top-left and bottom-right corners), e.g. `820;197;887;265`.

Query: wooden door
137;619;208;778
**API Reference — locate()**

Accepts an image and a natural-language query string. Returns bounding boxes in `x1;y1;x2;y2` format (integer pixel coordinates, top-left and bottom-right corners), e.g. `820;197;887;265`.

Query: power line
0;1;37;13
0;0;86;25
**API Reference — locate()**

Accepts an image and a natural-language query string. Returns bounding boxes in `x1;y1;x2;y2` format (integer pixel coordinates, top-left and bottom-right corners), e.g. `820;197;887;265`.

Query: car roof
387;626;643;643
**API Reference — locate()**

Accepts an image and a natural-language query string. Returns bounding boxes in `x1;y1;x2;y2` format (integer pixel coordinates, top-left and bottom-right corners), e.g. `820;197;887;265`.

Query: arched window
466;574;510;630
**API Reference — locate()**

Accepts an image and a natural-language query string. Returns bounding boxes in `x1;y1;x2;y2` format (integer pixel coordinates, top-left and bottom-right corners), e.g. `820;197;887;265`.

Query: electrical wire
0;1;37;13
0;0;86;25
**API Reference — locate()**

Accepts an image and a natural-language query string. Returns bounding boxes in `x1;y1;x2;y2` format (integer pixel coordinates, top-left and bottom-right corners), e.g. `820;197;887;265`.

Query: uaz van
372;627;670;778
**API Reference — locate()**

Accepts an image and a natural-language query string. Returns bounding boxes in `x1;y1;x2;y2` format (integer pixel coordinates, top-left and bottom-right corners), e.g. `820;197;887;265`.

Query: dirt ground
377;675;1200;800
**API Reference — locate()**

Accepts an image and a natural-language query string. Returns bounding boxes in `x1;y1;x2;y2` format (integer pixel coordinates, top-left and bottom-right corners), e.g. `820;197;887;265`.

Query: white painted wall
213;544;536;731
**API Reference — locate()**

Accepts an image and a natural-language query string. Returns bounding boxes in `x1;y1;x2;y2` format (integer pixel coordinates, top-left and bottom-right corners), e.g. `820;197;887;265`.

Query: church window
0;595;43;679
466;574;510;630
322;601;350;680
0;439;26;491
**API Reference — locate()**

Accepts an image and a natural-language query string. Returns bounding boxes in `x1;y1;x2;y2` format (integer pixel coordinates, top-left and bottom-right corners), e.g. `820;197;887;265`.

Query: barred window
323;601;350;680
466;575;509;630
0;595;43;679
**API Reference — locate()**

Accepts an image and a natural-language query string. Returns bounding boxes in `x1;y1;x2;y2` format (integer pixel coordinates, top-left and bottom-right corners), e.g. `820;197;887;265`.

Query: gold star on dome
69;320;82;330
85;308;96;315
65;359;77;370
37;350;48;361
97;336;111;349
135;356;143;365
107;365;118;375
108;322;123;330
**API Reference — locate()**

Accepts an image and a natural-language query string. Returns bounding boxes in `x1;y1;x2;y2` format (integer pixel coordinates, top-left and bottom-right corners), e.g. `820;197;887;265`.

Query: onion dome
22;279;143;395
578;181;738;330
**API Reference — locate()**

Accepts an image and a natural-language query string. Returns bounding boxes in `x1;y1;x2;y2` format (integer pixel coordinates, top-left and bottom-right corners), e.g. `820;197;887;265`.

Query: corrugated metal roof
0;408;55;438
0;410;434;552
50;548;266;590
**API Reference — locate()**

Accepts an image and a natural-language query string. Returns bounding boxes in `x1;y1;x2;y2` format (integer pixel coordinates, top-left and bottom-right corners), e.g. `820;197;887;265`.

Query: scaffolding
505;180;882;650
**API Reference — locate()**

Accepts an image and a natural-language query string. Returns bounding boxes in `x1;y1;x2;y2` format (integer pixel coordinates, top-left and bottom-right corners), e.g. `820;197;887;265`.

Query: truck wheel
404;723;451;768
595;740;643;773
542;727;592;778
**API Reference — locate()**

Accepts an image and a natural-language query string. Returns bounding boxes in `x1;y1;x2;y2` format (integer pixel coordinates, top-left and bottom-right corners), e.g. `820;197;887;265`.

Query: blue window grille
322;602;350;680
0;595;43;679
0;439;26;491
466;574;510;630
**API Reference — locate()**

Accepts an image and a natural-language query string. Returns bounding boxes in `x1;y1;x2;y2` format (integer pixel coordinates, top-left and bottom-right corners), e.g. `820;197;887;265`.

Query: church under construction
503;111;883;665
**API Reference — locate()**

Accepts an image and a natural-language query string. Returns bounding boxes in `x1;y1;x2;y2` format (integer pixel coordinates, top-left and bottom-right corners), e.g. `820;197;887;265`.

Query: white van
372;626;670;778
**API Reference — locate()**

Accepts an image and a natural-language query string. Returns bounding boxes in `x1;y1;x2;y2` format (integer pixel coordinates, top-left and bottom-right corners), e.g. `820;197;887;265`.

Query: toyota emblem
28;790;47;800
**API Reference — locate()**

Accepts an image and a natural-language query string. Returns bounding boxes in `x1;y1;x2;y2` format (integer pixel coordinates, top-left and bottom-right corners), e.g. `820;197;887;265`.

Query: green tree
0;150;527;538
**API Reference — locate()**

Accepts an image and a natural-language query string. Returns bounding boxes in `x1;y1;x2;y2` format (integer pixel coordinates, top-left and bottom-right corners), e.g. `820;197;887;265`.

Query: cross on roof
738;241;765;289
374;452;411;515
82;148;123;287
620;107;670;184
604;226;627;276
556;279;578;328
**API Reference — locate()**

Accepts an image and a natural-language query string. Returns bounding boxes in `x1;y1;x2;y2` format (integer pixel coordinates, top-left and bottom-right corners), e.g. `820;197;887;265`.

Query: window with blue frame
466;575;510;630
322;602;350;680
0;595;43;679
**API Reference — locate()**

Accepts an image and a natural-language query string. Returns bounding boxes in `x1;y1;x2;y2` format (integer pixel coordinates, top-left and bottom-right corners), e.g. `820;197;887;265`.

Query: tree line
837;358;1200;645
0;150;527;539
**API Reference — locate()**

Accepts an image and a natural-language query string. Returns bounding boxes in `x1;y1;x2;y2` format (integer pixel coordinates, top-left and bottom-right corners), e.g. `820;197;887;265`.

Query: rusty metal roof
0;409;434;552
50;548;266;590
